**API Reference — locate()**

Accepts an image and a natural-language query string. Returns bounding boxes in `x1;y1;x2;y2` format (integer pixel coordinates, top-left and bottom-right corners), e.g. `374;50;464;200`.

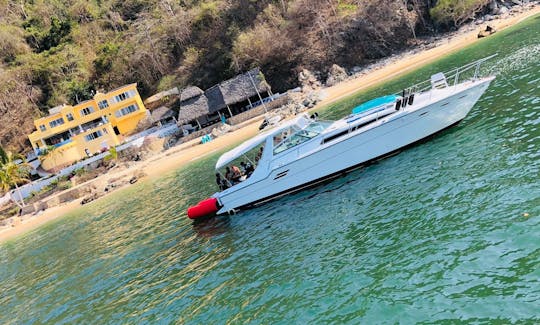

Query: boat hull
216;78;493;214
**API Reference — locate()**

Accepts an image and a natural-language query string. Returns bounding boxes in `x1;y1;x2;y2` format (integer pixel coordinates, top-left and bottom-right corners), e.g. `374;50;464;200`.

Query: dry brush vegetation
0;0;495;153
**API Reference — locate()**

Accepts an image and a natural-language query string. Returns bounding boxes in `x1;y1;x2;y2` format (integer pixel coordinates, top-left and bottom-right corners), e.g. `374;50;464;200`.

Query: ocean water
1;16;539;324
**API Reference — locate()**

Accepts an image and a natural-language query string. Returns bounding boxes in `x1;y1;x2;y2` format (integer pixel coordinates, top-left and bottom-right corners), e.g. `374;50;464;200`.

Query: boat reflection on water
192;215;231;238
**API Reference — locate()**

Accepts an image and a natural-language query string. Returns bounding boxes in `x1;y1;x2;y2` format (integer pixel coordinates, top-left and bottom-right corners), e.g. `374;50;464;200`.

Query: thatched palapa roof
179;86;204;102
177;94;210;125
218;68;271;106
151;106;175;122
175;68;272;125
205;85;226;113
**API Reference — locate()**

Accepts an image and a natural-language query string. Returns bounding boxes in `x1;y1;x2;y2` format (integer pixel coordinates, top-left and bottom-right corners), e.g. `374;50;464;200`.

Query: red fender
187;198;219;219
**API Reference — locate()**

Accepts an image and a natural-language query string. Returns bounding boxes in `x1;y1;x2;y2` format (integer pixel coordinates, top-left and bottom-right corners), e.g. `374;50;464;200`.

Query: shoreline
1;6;539;244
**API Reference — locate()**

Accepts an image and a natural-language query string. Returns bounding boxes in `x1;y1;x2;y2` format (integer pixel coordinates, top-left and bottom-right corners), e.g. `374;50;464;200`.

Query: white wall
0;192;12;207
9;123;180;202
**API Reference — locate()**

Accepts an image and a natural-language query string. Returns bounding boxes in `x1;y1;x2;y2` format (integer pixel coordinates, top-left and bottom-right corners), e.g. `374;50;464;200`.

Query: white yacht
187;55;496;219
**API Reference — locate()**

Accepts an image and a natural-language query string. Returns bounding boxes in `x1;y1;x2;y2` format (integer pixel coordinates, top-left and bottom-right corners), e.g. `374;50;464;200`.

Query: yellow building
28;84;148;171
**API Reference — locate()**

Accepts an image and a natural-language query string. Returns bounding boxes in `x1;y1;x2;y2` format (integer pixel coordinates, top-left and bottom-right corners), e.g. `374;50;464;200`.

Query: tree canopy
0;0;496;153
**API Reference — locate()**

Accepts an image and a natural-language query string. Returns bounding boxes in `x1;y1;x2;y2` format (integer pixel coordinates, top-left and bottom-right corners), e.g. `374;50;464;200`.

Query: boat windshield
273;121;331;154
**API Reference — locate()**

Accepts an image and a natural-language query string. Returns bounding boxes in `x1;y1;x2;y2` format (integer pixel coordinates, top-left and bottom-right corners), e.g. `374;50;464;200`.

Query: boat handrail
395;54;498;96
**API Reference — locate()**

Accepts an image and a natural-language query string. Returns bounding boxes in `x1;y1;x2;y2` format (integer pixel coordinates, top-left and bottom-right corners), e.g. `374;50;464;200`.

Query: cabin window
39;125;46;132
273;123;322;155
350;118;379;132
322;130;349;144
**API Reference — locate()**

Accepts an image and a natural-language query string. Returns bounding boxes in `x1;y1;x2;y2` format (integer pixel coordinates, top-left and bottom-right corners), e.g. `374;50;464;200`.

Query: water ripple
2;20;540;324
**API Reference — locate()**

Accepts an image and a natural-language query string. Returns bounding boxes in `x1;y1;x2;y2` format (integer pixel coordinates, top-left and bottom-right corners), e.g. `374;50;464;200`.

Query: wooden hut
150;106;176;126
177;93;211;128
179;86;204;102
176;69;273;131
218;68;271;112
205;85;226;113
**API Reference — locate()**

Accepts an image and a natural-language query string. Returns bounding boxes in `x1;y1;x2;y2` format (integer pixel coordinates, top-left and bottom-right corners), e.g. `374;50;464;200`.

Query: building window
80;106;95;116
84;130;103;142
111;90;136;104
49;118;65;128
66;113;74;121
98;100;109;109
39;125;46;132
114;104;139;118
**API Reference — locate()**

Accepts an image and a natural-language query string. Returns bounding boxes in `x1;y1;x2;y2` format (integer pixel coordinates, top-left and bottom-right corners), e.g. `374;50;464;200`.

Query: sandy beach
2;6;539;244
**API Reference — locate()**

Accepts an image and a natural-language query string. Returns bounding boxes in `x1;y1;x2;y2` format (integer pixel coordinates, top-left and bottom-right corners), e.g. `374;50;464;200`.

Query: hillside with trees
0;0;514;153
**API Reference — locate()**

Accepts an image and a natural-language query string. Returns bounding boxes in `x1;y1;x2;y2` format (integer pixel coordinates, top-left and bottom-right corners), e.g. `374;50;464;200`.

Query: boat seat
431;72;448;89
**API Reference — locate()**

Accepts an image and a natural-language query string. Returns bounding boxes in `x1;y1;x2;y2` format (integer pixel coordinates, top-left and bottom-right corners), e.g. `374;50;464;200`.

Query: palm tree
0;147;31;208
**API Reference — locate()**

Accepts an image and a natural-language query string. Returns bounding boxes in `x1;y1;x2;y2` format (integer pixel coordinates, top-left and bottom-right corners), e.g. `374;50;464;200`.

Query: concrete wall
0;192;12;207
11;151;111;200
11;123;178;201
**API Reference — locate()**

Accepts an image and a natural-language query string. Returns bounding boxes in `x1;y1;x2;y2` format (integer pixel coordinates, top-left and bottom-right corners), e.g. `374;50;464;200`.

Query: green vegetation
0;0;504;153
430;0;491;28
104;147;118;162
0;146;31;208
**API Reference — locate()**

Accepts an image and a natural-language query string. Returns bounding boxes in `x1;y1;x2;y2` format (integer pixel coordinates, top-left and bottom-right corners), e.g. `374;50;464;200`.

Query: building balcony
53;138;74;148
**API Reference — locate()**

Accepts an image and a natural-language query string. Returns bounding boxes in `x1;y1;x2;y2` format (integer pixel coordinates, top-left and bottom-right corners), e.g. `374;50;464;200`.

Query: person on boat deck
225;167;234;183
225;166;242;184
215;173;229;191
231;165;242;183
240;161;254;177
255;147;264;163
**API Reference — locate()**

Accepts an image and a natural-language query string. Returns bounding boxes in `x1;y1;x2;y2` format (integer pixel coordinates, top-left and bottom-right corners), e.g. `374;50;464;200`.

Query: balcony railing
53;138;74;148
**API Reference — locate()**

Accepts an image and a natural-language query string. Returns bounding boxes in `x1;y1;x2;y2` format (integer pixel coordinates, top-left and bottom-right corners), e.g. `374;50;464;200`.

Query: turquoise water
1;17;540;323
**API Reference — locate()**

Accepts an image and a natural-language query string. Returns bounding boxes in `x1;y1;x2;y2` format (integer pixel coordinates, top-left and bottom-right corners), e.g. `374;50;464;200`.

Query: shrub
430;0;490;28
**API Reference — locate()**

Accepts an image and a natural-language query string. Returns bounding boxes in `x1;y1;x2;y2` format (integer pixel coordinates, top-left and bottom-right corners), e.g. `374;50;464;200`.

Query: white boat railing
396;54;498;97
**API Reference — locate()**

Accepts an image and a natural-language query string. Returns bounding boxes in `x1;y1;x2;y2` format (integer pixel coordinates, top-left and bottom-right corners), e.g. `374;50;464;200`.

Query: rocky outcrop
478;25;497;38
211;123;232;138
298;69;321;92
325;64;348;87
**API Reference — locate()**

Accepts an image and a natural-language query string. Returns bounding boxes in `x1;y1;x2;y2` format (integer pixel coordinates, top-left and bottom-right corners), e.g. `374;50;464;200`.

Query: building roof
204;85;226;113
179;86;204;102
177;95;210;124
151;106;175;122
176;69;272;122
145;87;180;104
218;68;271;106
102;83;138;95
